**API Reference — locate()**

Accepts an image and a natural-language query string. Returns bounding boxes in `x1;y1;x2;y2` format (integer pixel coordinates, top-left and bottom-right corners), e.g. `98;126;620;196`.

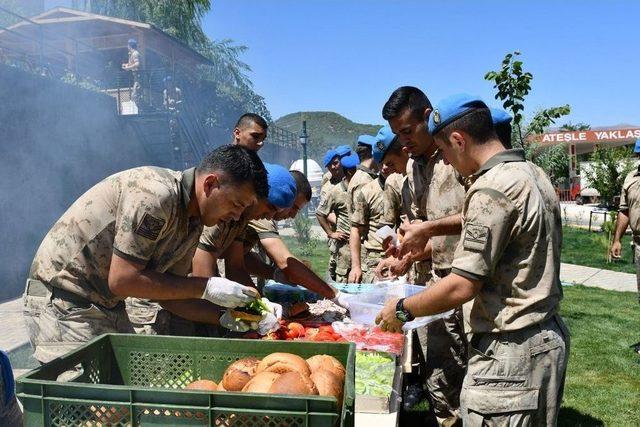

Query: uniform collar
357;164;378;178
473;149;525;177
180;167;196;209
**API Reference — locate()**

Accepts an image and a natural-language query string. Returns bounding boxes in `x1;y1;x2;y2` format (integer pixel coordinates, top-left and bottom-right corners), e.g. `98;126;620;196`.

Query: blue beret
322;149;338;168
335;145;352;157
357;135;376;147
373;126;397;164
428;94;488;136
490;108;512;126
341;152;360;169
127;38;137;47
635;139;640;154
264;163;296;208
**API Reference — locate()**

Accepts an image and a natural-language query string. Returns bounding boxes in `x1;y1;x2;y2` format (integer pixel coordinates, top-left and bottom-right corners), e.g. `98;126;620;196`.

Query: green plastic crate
16;334;355;426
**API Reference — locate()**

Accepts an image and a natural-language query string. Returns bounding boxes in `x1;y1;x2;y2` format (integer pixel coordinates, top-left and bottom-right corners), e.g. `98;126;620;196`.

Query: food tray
354;351;402;414
16;334;355;426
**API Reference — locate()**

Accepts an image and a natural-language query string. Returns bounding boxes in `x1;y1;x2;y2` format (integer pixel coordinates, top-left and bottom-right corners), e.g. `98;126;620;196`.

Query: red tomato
318;326;335;335
313;332;335;342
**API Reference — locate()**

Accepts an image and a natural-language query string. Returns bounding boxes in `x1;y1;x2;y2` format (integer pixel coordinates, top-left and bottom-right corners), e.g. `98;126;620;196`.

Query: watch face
396;310;408;323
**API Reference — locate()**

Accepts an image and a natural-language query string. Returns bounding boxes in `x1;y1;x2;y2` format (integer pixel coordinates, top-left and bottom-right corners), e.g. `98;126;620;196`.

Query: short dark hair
356;144;372;161
289;170;312;201
495;122;512;149
439;108;497;145
197;145;269;199
235;113;268;131
382;86;432;121
382;138;403;161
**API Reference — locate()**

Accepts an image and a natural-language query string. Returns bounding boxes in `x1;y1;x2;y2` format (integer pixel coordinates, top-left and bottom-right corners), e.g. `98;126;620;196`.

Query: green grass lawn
283;234;640;425
562;226;636;274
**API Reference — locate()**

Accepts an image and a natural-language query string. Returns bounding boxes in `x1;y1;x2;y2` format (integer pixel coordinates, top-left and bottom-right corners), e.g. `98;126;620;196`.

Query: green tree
582;146;635;207
527;143;570;186
485;51;570;149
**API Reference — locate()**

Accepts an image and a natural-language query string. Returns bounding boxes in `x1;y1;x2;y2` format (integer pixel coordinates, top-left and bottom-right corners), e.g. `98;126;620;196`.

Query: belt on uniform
470;313;563;348
26;278;96;307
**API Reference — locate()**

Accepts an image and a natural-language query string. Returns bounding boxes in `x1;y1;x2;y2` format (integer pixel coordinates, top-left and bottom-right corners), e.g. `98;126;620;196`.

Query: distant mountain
275;112;383;162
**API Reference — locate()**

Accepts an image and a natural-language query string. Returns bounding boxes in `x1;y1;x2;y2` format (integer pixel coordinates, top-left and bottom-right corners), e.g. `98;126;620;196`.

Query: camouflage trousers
414;271;467;427
334;240;352;283
0;352;22;427
23;279;133;364
460;314;570;426
327;238;338;281
361;248;384;283
125;298;170;335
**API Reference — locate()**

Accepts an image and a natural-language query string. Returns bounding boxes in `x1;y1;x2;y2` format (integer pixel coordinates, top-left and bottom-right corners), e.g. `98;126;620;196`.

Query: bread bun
185;379;218;391
306;355;345;382
222;357;261;391
310;369;343;405
217;381;227;391
268;371;318;395
228;308;262;322
256;353;311;376
241;372;281;393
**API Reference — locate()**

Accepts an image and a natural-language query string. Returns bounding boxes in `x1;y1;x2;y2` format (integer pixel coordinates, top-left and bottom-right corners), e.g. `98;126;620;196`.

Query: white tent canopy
290;159;323;185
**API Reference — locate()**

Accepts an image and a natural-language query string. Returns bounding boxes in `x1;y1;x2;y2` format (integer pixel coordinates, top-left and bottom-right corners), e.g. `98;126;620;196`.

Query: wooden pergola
0;7;213;79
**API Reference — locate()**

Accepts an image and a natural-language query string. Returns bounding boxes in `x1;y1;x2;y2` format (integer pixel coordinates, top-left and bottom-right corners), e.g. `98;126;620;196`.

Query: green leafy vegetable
355;352;395;397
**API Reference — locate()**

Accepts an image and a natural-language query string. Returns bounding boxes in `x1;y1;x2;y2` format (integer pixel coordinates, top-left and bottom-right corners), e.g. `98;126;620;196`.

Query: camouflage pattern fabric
450;149;568;426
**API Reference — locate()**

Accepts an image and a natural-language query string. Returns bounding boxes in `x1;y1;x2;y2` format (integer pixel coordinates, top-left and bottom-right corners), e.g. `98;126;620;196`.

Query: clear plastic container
345;283;453;331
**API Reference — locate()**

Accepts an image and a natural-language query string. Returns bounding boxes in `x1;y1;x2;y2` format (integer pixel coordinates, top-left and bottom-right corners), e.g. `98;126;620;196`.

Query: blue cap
635;139;640;154
357;135;376;147
335;145;352;157
373;126;397;164
264;163;296;208
127;38;137;48
322;149;338;168
341;152;360;169
490;108;512;126
428;94;488;136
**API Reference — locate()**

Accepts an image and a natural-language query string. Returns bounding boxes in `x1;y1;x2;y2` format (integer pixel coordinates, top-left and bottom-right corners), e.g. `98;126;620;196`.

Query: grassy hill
275;112;383;162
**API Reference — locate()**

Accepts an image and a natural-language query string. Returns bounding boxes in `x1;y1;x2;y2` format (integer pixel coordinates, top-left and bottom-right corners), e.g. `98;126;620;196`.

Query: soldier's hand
375;298;404;333
610;240;623;259
374;258;396;280
398;222;429;258
330;231;349;242
348;267;362;284
389;255;413;278
201;277;259;308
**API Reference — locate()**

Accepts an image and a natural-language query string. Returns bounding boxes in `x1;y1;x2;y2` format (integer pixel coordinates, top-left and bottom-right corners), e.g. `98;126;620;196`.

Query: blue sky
204;0;638;127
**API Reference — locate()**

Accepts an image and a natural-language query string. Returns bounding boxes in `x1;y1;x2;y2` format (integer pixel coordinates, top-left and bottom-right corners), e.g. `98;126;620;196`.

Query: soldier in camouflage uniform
318;149;345;281
218;171;343;302
611;139;640;305
377;95;569;426
347;135;379;283
351;126;408;283
23;146;268;363
317;165;352;283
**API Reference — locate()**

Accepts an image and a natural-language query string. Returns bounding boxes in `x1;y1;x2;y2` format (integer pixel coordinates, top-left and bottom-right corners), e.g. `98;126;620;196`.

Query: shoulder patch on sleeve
463;223;490;251
135;213;165;241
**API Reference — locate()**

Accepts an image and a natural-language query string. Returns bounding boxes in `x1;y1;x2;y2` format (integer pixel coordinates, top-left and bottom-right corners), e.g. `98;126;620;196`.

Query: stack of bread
184;353;345;405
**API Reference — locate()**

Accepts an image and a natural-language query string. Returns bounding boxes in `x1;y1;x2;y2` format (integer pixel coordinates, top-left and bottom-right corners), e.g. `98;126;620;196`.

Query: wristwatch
395;298;414;322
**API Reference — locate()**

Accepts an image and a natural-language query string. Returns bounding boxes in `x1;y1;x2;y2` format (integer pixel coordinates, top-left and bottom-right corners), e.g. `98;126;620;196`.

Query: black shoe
631;342;640;354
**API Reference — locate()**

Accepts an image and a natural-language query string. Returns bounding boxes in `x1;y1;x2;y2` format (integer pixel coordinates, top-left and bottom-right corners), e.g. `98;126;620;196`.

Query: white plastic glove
219;311;252;332
331;290;351;309
257;298;282;335
201;277;259;308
